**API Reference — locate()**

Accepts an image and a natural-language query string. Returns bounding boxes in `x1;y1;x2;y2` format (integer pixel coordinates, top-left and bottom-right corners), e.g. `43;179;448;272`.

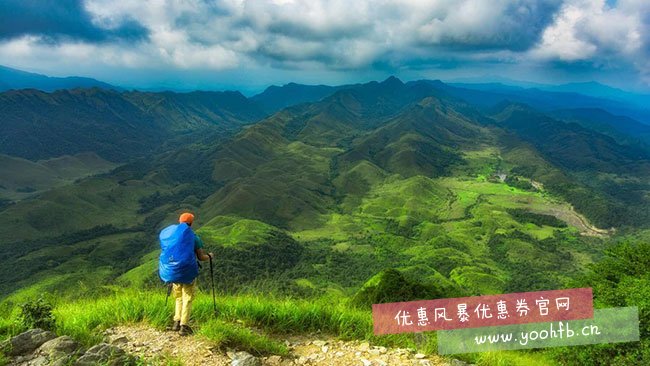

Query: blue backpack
159;223;199;284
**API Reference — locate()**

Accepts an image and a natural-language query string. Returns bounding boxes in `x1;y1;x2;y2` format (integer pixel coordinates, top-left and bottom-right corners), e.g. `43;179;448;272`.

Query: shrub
19;297;55;331
352;268;444;308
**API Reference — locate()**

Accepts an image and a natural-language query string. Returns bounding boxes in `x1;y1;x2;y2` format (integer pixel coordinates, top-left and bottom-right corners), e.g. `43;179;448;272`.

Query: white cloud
0;36;152;70
531;3;598;60
74;0;562;70
2;0;649;87
530;0;650;80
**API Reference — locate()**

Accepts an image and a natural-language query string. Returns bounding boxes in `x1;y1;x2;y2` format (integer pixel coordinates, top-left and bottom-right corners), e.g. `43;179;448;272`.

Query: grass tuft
199;319;289;356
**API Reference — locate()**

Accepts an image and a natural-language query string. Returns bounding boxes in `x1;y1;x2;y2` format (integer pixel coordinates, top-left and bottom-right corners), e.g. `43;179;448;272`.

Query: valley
1;76;648;366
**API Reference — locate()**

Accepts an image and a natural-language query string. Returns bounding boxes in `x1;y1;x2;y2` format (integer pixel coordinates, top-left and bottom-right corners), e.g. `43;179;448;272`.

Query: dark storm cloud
0;0;148;43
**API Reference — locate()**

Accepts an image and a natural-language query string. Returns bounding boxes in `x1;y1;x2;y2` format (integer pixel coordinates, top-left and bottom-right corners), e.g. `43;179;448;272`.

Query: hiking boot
179;325;193;336
166;321;181;332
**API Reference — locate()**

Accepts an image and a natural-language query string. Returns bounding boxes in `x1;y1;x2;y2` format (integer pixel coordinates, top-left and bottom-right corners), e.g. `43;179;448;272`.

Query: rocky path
105;324;229;365
104;323;457;366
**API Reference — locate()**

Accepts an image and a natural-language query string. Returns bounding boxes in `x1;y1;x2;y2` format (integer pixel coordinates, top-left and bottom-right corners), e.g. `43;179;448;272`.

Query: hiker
159;212;214;336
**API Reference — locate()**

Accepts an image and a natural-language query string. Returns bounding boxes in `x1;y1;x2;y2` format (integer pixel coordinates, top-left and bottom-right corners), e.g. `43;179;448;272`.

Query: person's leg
169;283;182;331
180;280;197;332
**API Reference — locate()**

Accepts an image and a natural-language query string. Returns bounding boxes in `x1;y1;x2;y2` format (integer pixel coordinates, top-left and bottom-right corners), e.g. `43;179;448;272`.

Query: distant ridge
0;65;118;92
430;80;650;124
0;88;265;161
541;81;650;108
251;82;353;114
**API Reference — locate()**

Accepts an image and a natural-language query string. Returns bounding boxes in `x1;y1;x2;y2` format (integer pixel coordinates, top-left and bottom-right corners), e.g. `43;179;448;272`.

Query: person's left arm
194;235;214;262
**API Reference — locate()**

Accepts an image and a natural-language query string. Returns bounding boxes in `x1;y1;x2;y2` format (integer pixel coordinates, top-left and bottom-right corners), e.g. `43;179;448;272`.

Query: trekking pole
165;283;172;306
208;254;218;317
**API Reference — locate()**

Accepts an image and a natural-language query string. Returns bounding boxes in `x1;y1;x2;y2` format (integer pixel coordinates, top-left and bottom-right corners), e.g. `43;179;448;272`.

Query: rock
368;349;380;356
360;358;372;366
312;340;327;347
75;343;134;366
27;354;49;366
358;342;370;352
34;336;82;365
375;360;387;366
321;345;329;353
13;355;27;363
5;329;57;356
420;360;432;366
443;359;470;366
266;355;282;365
231;351;261;366
414;353;426;359
38;336;80;354
377;346;387;354
109;335;128;345
335;351;344;357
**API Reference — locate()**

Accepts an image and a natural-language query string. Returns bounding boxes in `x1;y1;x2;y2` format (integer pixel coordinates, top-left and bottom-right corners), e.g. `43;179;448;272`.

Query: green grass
199;319;289;356
0;311;25;341
198;216;277;247
0;170;602;354
201;171;599;297
43;290;438;355
0;153;116;201
0;176;152;242
117;251;159;287
294;213;370;242
2;230;150;303
360;175;450;222
471;350;558;366
136;355;183;366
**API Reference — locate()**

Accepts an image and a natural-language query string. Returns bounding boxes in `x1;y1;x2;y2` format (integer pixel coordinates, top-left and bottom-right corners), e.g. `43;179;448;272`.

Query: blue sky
1;0;649;93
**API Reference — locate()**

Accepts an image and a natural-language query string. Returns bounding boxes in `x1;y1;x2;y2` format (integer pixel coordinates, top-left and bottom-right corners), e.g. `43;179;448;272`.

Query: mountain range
1;71;650;308
0;65;117;92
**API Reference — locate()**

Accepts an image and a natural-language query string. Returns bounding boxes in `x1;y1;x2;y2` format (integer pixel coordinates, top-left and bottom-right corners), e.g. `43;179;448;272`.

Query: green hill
0;153;116;200
492;103;650;227
0;88;265;162
3;77;647;298
2;78;650;365
549;108;650;148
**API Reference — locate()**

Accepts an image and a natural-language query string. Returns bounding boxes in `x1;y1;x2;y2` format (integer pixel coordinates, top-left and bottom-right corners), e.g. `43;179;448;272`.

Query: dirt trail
105;325;229;365
532;205;612;237
105;324;452;366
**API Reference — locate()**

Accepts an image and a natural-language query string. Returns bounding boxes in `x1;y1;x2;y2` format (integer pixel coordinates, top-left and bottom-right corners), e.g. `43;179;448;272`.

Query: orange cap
179;212;194;225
